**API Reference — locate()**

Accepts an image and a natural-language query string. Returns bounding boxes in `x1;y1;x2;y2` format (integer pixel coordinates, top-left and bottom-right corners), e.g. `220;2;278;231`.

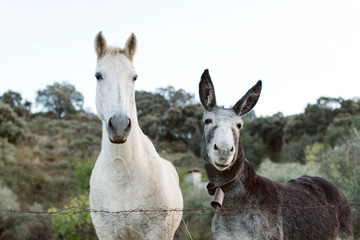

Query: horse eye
204;119;212;125
132;75;138;81
95;72;103;81
237;123;242;129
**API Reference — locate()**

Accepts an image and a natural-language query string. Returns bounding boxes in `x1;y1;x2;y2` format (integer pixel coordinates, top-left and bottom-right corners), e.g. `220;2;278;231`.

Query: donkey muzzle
107;115;131;144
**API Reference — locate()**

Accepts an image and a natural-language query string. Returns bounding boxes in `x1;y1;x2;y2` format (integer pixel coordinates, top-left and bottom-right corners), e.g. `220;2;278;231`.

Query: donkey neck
205;137;257;196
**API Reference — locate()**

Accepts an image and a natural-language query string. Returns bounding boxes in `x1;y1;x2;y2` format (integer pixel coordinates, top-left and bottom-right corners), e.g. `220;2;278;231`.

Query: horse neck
205;136;257;194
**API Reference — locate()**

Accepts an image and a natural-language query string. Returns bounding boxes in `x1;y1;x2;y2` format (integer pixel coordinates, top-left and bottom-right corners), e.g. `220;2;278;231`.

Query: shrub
49;194;95;240
175;186;213;240
320;130;360;238
0;183;30;239
257;159;322;183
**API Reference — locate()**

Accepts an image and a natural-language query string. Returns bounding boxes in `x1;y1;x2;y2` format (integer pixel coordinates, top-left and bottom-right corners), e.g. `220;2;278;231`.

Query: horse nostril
230;146;234;152
125;119;131;131
214;144;218;150
108;117;114;131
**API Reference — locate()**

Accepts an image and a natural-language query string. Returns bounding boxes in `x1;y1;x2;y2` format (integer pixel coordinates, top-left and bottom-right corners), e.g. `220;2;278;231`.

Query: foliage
36;82;84;118
320;130;360;237
171;151;204;168
74;160;95;193
280;135;318;164
0;102;28;144
161;104;203;154
241;119;267;168
0;183;30;239
175;186;213;240
246;113;287;162
324;114;360;147
156;86;195;107
136;89;203;155
49;194;95;240
257;159;322;183
0;90;32;118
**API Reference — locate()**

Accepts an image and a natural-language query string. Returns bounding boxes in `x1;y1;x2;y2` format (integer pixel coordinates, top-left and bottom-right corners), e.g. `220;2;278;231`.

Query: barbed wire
1;202;359;216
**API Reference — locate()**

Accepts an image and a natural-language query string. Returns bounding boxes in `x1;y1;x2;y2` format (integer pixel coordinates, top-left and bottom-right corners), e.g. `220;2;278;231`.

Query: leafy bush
241;127;267;168
320;130;360;238
280;135;318;164
175;185;213;240
0;102;28;145
257;159;322;183
49;194;95;240
74;159;95;193
0;183;30;239
325;114;360;147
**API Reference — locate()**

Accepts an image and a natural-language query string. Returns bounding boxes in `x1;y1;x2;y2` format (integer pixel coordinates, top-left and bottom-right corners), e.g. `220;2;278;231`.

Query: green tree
135;90;169;141
325;114;360;147
320;130;360;238
161;104;203;155
156;86;194;107
0;102;28;145
0;90;31;118
247;113;287;162
241;119;267;168
36;82;84;118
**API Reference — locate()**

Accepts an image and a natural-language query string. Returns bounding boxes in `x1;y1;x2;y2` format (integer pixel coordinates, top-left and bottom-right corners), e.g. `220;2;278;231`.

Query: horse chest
90;158;164;211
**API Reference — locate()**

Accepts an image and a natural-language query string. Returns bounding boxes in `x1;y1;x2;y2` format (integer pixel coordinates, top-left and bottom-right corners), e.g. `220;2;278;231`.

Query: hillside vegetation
0;83;359;239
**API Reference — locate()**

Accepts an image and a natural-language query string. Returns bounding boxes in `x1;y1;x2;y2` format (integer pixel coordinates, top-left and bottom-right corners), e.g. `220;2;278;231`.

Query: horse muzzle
107;115;131;144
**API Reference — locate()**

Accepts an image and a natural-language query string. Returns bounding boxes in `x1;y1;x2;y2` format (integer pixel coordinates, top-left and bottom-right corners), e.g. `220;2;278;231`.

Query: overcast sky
1;0;359;117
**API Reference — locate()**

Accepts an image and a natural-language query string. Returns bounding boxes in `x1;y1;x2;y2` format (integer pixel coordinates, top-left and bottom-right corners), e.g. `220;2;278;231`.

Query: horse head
94;32;138;144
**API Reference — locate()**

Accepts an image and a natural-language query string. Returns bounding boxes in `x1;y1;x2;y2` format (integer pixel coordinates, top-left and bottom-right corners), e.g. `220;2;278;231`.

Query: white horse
89;32;183;240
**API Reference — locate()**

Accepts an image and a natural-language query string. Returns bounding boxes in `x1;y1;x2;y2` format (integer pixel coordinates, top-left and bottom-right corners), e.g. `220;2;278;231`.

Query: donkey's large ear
199;69;217;111
124;33;137;61
95;31;107;59
233;80;262;116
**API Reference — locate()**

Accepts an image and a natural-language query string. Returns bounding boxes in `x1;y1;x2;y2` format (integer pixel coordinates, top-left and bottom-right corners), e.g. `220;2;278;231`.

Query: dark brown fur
199;69;354;240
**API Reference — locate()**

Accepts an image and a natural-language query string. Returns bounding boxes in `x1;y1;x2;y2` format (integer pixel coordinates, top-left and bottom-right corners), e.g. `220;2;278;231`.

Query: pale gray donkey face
199;69;262;171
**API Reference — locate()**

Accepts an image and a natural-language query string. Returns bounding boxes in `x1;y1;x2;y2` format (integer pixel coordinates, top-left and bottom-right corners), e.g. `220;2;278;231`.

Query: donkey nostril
230;146;234;152
214;144;218;150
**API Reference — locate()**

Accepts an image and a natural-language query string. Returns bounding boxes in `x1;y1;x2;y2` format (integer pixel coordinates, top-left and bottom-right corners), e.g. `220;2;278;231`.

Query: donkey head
199;69;262;171
94;32;137;144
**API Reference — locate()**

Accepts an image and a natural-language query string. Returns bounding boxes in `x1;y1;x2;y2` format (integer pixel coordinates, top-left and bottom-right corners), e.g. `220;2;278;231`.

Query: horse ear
233;80;262;116
95;31;107;59
124;33;137;61
199;69;217;111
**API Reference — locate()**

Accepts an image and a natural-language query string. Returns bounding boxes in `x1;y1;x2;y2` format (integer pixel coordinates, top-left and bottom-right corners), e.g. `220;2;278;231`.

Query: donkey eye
95;72;103;81
204;119;212;125
237;123;242;129
132;75;138;81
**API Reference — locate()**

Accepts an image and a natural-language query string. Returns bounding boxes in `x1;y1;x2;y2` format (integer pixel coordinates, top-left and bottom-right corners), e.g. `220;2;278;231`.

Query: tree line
1;82;360;166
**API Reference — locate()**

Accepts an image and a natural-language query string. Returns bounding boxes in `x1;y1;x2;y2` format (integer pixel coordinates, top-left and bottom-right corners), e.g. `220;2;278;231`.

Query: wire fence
2;202;359;215
1;203;359;239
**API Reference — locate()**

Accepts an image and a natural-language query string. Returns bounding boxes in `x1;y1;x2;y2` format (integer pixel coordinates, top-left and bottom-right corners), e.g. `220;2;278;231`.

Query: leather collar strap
206;173;242;209
206;174;241;196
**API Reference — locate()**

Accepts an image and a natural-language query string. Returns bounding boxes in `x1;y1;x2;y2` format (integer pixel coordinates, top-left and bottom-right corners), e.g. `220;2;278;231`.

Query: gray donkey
199;69;353;240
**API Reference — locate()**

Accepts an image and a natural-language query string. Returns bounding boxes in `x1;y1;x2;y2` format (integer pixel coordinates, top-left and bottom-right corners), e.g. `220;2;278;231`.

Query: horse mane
97;46;125;58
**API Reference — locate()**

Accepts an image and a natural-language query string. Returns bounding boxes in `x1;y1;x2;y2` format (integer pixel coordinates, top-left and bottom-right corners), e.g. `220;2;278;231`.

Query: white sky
1;0;359;117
